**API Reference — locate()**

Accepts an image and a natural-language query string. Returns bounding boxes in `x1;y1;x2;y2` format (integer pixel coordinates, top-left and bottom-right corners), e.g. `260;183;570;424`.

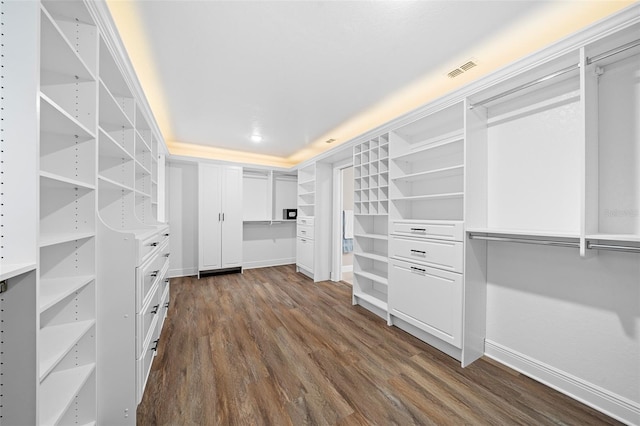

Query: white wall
485;243;640;418
167;161;199;277
242;223;296;269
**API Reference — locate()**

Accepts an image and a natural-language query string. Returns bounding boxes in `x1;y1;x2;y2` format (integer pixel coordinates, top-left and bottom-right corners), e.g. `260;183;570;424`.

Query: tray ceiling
108;1;633;167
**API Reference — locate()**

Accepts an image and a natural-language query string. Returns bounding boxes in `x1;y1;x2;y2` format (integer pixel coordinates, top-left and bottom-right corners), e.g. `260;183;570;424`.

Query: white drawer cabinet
98;224;171;423
389;258;462;348
391;221;463;241
389;235;463;273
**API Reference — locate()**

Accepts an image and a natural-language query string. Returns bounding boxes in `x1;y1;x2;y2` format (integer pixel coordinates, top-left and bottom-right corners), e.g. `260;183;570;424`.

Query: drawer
391;221;463;241
136;329;158;404
296;236;314;272
136;285;160;358
297;223;315;240
390;235;463;273
139;228;170;263
159;279;170;319
389;258;462;348
297;216;314;227
136;241;170;312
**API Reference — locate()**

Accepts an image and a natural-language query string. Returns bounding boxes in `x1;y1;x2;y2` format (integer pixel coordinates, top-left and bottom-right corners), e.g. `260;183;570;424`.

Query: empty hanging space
468;51;582;237
584;24;640;246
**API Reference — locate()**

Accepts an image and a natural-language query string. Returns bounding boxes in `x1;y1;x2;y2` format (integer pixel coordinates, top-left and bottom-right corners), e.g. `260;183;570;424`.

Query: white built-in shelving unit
38;1;99;423
352;135;390;318
296;162;332;281
0;1;169;424
386;101;478;363
96;18;170;424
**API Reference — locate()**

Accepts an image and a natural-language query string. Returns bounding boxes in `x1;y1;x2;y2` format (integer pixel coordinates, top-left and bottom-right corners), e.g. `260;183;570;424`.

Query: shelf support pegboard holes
1;0;6;263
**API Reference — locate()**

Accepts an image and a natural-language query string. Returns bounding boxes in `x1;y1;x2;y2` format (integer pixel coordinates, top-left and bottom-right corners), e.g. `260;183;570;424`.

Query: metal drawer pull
151;304;160;314
164;233;170;237
410;266;426;273
164;302;170;308
151;339;159;352
150;270;160;277
149;242;159;247
165;253;171;257
164;279;170;283
410;228;426;232
410;249;426;255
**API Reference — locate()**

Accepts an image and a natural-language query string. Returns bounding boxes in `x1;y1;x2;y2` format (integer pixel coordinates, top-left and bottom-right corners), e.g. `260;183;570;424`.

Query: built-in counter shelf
0;263;38;282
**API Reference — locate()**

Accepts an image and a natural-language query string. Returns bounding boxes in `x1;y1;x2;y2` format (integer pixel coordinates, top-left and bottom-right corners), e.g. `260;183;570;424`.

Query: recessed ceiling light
251;134;263;143
325;138;336;144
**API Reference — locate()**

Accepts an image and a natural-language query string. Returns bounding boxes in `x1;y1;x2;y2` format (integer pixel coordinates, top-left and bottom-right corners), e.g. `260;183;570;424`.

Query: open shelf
0;263;38;282
353;289;388;310
39;364;95;426
40;6;95;83
354;252;387;263
39;275;95;313
39;320;95;380
41;0;97;76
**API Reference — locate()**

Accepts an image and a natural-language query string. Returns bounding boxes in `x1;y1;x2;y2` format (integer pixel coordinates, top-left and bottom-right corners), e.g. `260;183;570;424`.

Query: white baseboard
485;340;640;426
168;267;198;278
242;258;295;270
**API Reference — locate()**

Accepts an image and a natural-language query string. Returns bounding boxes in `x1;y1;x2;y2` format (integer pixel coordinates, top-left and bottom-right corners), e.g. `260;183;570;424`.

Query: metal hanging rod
469;63;579;109
587;243;640;254
468;234;580;249
587;39;640;64
469;38;640;109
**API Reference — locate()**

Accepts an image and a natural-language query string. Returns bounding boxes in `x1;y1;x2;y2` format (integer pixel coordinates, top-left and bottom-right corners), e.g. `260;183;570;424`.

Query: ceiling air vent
447;59;478;78
447;68;464;79
325;138;336;144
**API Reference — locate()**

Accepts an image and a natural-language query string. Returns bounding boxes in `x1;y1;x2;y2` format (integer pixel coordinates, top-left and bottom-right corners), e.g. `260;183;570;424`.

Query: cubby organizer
352;135;390;318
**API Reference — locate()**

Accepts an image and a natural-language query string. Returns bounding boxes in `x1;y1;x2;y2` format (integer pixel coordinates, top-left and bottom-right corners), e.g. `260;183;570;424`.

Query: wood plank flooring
137;265;620;425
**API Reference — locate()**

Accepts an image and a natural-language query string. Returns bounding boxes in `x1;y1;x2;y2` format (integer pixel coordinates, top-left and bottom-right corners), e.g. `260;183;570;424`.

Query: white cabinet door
389;258;462;348
221;166;243;268
296;237;314;272
199;164;222;271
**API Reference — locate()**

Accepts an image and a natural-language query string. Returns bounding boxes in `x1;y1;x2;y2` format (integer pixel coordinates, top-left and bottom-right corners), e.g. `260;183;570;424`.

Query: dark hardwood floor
137;265;620;425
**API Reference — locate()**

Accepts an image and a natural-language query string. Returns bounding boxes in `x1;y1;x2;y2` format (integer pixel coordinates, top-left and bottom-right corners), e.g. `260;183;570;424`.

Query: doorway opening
333;165;354;284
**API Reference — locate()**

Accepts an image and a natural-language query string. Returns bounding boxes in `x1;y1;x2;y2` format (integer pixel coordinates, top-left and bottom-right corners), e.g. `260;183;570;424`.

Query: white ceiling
111;1;630;166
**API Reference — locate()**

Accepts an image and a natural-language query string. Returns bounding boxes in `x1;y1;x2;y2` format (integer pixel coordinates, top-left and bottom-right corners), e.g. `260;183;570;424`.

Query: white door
199;164;222;271
221;166;243;268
